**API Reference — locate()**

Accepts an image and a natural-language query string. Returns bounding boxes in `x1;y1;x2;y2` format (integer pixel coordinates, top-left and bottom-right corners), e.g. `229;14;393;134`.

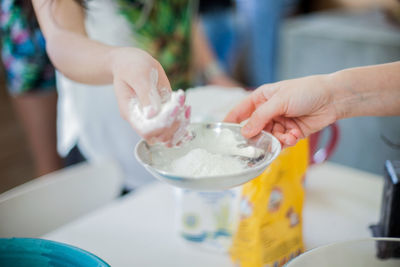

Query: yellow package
230;138;309;267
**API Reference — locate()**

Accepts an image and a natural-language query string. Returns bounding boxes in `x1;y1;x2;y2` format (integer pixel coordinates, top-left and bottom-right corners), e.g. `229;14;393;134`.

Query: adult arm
225;61;400;146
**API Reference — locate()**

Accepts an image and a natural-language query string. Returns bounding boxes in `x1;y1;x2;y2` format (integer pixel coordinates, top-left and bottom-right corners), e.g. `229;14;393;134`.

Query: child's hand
110;47;189;145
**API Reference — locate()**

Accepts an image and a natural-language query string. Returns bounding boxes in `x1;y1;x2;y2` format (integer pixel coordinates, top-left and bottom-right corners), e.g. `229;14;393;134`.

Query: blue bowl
0;238;110;267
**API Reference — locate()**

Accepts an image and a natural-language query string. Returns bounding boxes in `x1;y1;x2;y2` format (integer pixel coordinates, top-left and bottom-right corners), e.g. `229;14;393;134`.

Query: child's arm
32;0;186;145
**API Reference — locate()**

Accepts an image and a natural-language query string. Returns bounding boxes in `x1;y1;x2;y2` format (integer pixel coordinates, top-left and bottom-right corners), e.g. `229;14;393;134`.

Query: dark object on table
370;160;400;259
199;0;233;13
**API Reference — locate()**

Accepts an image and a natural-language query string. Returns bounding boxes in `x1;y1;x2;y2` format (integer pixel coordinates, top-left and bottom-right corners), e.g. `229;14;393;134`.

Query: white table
44;162;383;266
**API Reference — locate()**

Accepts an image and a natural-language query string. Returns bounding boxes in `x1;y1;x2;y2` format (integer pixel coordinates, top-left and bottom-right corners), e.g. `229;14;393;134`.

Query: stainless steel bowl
135;122;281;191
285;238;400;267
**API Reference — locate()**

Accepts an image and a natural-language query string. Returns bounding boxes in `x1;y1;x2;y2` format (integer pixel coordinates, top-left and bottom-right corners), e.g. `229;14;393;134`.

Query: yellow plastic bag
230;138;309;267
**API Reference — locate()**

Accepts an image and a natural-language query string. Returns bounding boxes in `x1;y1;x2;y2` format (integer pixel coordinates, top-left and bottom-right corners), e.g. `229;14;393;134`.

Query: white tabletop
43;162;383;266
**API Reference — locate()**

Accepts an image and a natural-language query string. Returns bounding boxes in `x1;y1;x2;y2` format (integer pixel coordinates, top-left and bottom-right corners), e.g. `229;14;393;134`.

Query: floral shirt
0;0;196;94
117;0;196;90
0;0;55;95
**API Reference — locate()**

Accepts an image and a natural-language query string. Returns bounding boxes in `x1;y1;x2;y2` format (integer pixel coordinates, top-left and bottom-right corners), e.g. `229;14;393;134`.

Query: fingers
241;97;282;138
133;68;162;118
268;118;304;147
275;133;298;147
273;117;304;138
224;90;262;123
155;66;172;103
145;120;181;145
128;66;172;119
136;90;189;146
224;86;270;123
144;105;189;146
113;79;136;122
224;95;256;123
223;82;306;147
273;126;298;147
158;86;172;104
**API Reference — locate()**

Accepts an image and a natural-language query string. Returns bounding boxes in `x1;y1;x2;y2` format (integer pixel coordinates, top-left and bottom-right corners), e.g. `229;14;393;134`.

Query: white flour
129;89;185;133
204;128;262;158
169;148;247;177
154;128;263;178
128;69;189;145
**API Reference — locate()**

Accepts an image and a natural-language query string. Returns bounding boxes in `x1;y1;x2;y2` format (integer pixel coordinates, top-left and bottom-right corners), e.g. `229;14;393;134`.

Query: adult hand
110;47;189;145
224;75;337;147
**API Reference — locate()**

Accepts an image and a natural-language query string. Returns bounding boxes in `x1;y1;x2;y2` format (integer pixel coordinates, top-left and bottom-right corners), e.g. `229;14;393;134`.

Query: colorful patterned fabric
0;0;55;95
0;0;195;94
117;0;196;90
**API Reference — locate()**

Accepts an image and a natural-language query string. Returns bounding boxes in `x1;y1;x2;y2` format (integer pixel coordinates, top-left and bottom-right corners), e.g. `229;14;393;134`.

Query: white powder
128;68;189;141
169;148;247;177
205;128;262;158
129;89;186;134
153;128;264;178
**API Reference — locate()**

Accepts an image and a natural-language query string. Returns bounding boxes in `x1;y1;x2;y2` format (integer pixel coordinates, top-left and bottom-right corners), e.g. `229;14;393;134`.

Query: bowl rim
0;237;110;266
135;122;282;180
285;237;400;266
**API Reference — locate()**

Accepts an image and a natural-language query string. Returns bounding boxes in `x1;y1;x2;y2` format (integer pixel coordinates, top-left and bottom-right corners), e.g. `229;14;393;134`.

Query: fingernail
185;106;191;119
179;95;185;106
159;87;171;103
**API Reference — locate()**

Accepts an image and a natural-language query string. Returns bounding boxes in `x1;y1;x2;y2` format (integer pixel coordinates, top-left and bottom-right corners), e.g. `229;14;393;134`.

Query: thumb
241;97;283;138
135;68;162;118
155;68;173;104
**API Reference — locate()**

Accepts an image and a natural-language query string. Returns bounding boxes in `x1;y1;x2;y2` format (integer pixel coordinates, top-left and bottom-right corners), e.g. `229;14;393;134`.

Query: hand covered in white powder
110;47;190;145
110;47;170;119
129;89;191;146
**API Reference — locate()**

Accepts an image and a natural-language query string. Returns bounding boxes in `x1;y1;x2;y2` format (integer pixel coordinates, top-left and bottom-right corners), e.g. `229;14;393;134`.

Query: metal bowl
135;122;281;191
285;238;400;267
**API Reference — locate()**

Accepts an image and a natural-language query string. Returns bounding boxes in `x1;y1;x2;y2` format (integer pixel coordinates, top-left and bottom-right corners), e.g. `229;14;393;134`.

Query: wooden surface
0;71;35;193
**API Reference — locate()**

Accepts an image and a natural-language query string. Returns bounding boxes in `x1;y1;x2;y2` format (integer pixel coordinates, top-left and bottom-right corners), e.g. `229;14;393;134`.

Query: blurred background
1;0;400;194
